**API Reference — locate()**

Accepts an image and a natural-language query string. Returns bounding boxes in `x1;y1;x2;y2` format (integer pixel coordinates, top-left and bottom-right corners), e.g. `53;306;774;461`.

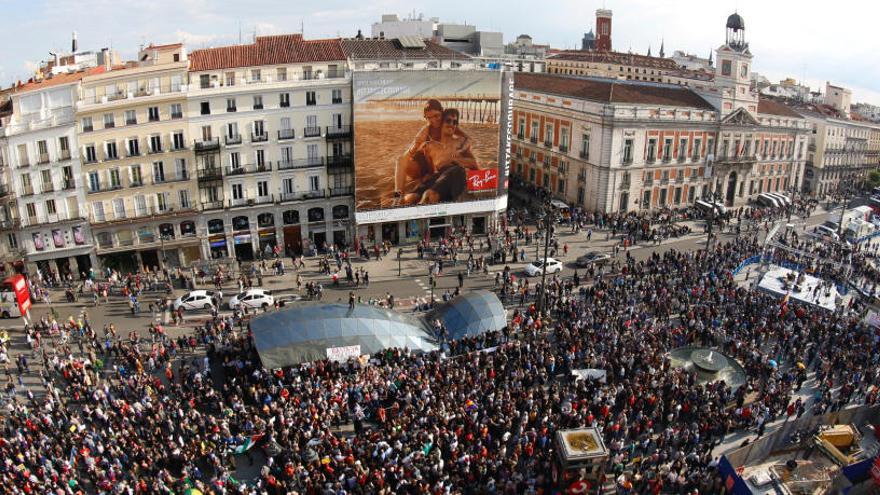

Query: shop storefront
257;213;277;258
207;219;229;259
354;196;507;247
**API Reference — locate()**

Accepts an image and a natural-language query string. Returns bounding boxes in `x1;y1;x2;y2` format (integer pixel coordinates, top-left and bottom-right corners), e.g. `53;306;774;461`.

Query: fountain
668;346;747;391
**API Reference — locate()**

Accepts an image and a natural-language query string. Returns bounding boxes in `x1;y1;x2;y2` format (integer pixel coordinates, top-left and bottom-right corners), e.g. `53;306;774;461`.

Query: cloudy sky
2;0;878;104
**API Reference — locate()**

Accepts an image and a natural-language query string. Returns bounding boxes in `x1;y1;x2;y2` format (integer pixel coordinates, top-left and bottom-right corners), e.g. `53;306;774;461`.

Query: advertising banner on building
352;70;510;223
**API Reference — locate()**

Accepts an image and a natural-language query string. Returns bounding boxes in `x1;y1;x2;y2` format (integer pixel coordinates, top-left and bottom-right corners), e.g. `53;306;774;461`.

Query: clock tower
714;12;758;116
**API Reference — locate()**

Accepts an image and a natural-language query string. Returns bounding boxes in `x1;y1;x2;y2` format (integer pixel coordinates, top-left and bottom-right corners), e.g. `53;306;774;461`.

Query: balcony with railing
251;132;269;143
37;153;50;164
303;126;322;138
579;151;588;160
201;200;225;211
194;138;220;153
326;125;352;139
225;134;242;146
62;178;78;190
82;83;187;109
20;210;85;227
20;185;34;196
87;183;124;194
278;156;324;170
0;184;10;198
154;170;190;184
41;183;55;193
190;71;351;95
327;154;352;170
229;194;274;208
90;202;194;224
197;167;223;182
277;129;296;141
543;140;552;148
559;144;569;153
226;162;273;176
329;186;354;197
529;136;538;144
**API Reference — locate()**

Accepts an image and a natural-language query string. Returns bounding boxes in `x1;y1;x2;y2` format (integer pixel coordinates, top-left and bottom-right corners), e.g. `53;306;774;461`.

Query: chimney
101;48;111;71
72;31;78;53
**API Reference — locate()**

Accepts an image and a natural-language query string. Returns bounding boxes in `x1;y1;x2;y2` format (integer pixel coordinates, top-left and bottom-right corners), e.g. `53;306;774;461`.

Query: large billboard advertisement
353;70;509;222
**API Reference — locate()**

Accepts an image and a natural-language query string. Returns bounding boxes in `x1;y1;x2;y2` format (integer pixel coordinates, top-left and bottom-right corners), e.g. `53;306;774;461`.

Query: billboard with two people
352;70;509;220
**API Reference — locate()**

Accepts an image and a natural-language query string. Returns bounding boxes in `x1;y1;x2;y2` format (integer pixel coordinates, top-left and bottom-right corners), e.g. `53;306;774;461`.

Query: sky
1;0;879;105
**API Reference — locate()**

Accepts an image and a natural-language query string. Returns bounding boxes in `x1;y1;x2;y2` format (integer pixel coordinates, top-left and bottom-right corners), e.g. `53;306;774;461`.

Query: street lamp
536;203;553;315
704;190;721;251
397;248;403;277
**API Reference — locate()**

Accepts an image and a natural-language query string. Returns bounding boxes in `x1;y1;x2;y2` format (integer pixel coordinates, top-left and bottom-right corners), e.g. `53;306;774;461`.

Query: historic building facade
187;34;354;260
0;68;101;277
76;44;200;272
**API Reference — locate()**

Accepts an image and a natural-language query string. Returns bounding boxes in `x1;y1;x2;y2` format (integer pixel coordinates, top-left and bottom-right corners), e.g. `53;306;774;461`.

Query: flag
781;292;790;306
233;433;264;455
464;400;478;412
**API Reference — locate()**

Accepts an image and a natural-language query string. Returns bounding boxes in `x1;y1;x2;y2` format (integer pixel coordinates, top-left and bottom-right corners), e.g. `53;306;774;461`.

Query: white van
0;291;21;318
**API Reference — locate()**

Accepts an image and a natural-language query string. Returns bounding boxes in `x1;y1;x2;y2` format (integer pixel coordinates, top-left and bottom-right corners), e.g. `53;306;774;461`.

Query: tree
868;169;880;189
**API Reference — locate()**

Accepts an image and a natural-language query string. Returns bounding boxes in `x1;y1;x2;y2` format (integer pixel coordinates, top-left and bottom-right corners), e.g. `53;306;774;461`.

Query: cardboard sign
466;169;498;192
326;345;361;362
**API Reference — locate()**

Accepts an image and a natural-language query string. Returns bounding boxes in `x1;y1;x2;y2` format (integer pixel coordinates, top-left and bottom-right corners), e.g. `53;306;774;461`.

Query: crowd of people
3;179;876;495
2;218;879;495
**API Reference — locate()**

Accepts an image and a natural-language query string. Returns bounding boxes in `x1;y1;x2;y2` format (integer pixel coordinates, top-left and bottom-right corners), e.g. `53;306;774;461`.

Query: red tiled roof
340;39;471;60
514;73;715;110
548;50;679;70
16;65;107;93
189;34;346;71
145;42;183;50
757;97;803;118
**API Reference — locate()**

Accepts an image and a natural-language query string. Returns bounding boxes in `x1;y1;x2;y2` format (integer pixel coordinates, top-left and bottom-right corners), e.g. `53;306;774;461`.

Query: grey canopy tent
428;290;506;341
251;303;437;368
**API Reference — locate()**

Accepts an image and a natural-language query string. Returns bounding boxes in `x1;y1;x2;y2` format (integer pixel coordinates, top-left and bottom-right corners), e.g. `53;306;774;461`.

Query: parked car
525;258;563;277
574;251;610;268
172;290;216;312
228;288;275;310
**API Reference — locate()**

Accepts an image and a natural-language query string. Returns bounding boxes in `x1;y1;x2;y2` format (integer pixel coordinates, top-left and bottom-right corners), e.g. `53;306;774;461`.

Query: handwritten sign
326;345;361;362
466;169;498;192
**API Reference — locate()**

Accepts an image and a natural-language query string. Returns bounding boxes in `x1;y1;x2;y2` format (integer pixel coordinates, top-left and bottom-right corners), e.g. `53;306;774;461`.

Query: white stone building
0;68;103;277
186;34;354;260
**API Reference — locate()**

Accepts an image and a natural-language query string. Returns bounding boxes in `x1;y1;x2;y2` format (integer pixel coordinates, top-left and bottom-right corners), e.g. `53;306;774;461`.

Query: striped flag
233;433;264;455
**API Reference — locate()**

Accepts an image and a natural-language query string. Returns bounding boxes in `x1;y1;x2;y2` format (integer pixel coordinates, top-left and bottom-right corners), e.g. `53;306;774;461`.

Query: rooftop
757;97;803;118
15;65;107;93
189;34;346;72
548;50;680;70
341;38;471;60
514;72;715;110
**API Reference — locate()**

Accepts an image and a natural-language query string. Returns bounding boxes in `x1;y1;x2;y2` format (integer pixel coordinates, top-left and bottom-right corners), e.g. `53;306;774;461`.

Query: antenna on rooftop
238;21;242;44
301;19;305;37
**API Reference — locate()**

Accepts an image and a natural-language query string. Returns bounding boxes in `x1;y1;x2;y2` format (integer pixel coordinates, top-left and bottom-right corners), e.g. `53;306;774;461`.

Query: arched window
232;216;250;231
257;213;275;228
180;221;196;237
159;223;175;239
207;219;225;234
307;207;324;222
332;205;349;220
282;210;300;225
